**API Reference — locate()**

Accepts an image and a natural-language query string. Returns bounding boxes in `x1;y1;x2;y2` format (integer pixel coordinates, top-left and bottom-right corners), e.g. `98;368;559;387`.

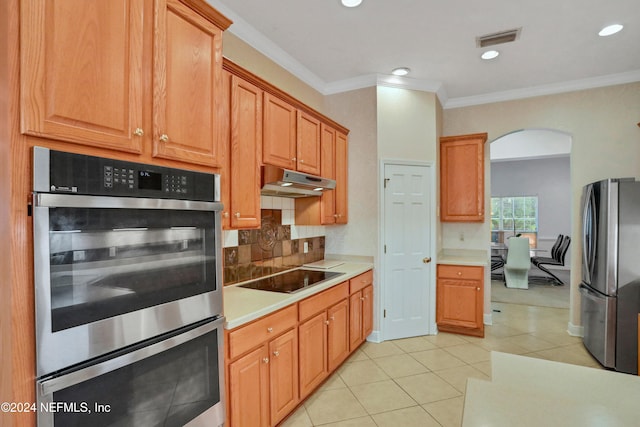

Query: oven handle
38;316;225;396
33;193;222;212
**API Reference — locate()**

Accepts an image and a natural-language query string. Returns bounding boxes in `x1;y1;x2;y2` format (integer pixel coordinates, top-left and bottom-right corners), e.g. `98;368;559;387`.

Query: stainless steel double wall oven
32;147;225;426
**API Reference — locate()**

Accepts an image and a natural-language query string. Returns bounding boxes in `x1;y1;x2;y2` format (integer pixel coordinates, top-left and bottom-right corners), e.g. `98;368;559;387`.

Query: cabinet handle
423;257;432;264
133;128;144;137
477;287;480;291
235;212;240;218
273;351;280;357
262;357;269;364
300;159;304;163
223;212;229;218
159;134;169;142
334;214;339;218
360;297;365;301
267;327;273;333
325;320;330;325
457;271;462;276
292;157;297;161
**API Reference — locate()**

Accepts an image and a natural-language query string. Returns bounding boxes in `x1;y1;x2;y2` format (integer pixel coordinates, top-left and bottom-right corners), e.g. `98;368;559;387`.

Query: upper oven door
33;193;223;377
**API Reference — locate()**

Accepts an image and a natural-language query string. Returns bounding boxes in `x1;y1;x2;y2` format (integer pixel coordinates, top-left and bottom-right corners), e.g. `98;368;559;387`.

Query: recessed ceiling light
341;0;362;7
599;24;623;36
391;67;410;76
481;50;500;60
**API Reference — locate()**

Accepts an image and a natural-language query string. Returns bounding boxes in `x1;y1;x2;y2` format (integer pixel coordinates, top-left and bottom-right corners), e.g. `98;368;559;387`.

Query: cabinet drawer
349;270;373;294
299;282;349;321
437;265;483;281
228;305;297;360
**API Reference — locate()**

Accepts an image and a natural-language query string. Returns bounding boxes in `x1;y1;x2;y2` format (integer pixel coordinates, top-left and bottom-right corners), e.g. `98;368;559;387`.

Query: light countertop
223;261;373;330
463;352;640;426
437;249;488;267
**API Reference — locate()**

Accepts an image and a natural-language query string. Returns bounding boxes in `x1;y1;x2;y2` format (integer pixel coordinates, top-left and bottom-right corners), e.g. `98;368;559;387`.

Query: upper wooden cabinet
21;0;231;166
228;74;262;229
152;0;227;166
296;111;321;175
335;131;349;223
320;124;337;224
263;93;297;170
20;0;146;153
440;133;487;222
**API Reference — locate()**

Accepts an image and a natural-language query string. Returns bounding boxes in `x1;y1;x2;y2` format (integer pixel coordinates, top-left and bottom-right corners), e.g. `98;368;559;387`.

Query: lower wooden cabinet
226;270;373;426
228;345;270;427
436;264;484;337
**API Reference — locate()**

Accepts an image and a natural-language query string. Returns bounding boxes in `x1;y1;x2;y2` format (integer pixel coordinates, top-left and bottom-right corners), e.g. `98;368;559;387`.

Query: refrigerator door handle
582;185;595;284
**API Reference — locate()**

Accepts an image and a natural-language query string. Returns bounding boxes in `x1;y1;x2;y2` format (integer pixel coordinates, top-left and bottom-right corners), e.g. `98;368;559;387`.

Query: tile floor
281;302;601;427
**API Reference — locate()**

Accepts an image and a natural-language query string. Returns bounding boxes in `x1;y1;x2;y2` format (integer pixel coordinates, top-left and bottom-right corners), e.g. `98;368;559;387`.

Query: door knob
422;257;431;264
133;128;144;136
159;134;169;142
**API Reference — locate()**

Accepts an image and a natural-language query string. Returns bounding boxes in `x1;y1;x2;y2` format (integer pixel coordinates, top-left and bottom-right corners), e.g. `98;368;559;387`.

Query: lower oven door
36;317;225;427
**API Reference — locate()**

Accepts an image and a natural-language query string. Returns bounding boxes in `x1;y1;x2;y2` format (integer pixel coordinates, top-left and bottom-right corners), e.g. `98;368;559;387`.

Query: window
491;196;538;234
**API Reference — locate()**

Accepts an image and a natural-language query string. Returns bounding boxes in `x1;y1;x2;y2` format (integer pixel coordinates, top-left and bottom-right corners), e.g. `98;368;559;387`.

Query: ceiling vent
476;28;522;48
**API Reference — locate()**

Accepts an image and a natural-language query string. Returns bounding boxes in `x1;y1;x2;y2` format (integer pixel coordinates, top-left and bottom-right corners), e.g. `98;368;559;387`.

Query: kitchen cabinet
152;0;227;166
21;0;230;167
296;111;321;175
20;0;146;153
298;281;349;398
262;97;321;175
440;133;487;222
335;131;349;223
349;270;374;351
226;73;262;229
228;346;270;427
436;264;484;337
294;127;349;225
227;305;298;427
263;93;297;170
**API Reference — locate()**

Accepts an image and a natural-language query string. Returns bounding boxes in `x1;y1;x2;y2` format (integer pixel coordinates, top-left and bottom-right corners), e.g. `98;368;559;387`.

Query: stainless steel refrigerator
580;178;640;374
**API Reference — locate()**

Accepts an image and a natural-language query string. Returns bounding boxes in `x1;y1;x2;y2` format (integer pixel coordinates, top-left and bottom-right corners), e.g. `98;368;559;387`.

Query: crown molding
444;70;640;109
206;0;326;91
207;1;640;110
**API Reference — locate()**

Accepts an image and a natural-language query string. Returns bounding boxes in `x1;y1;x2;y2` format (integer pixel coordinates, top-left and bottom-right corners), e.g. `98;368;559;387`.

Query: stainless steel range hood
261;165;336;198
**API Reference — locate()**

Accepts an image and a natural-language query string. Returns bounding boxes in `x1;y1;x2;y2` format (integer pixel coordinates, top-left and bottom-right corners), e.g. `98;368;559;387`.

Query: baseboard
367;330;382;343
567;321;584;337
484;312;493;325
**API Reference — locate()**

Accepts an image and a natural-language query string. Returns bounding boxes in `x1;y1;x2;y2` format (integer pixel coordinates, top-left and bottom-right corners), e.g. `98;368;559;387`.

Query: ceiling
207;0;640;108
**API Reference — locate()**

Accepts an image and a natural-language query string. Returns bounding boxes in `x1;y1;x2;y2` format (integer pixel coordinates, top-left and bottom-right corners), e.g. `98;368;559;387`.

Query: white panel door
383;164;432;340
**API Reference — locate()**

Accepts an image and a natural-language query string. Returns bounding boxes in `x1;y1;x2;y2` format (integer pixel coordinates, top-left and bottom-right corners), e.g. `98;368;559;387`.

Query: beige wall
377;86;438;161
222;33;325;113
443;82;640;330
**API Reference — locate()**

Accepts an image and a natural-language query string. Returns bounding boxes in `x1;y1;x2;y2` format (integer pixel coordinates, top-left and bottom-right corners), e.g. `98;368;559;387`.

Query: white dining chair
504;237;531;289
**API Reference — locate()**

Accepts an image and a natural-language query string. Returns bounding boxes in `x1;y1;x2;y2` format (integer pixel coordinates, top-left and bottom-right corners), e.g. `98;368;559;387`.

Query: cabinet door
228;345;270;427
440;133;487;222
320;124;337;224
298;311;328;399
219;70;232;229
269;329;299;426
436;278;482;330
229;75;262;229
362;285;374;338
335;132;349;223
21;0;145;153
263;93;296;169
327;300;349;371
296;111;321;175
153;0;224;166
349;292;363;351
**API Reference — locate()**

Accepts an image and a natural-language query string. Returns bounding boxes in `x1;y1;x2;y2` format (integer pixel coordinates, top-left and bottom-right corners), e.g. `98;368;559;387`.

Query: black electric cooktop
238;269;344;293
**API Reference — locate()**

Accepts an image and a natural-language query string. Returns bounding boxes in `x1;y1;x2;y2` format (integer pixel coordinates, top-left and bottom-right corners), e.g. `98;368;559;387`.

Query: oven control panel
35;147;218;202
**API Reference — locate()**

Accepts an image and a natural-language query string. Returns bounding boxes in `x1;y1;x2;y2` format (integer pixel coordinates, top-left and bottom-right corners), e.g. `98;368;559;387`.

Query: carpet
490;269;571;309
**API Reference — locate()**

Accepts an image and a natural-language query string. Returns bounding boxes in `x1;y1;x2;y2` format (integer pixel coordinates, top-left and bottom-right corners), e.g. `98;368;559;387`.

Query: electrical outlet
303;241;309;253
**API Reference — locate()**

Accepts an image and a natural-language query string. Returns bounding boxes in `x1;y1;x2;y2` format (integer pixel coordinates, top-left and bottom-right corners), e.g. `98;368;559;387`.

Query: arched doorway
489;129;573;308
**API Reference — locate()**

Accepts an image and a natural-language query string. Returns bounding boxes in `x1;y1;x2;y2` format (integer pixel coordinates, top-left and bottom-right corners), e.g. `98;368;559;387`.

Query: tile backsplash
222;197;325;285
